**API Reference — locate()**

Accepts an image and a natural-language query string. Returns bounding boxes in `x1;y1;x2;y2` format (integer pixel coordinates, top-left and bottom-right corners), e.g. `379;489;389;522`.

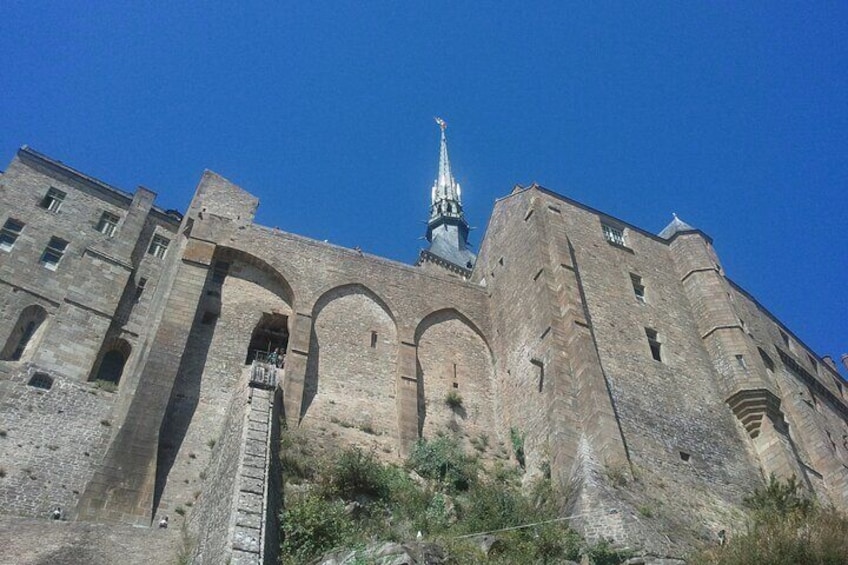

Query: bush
321;447;390;501
407;436;477;492
445;390;463;410
281;492;353;564
690;476;848;565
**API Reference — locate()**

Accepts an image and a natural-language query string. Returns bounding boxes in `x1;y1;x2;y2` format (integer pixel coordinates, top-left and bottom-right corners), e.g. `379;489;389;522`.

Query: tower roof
659;213;697;239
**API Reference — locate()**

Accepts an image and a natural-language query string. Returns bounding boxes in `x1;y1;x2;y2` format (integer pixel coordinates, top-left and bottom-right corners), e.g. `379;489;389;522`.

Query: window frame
602;223;626;247
41;236;68;270
40;188;67;213
96;211;120;237
147;234;170;259
0;218;25;251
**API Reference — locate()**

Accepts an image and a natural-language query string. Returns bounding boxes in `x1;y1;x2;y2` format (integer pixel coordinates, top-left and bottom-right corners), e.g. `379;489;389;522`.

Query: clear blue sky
2;2;846;371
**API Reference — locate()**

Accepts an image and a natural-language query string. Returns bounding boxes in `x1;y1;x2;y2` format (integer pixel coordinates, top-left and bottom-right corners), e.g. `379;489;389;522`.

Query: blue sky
2;2;846;371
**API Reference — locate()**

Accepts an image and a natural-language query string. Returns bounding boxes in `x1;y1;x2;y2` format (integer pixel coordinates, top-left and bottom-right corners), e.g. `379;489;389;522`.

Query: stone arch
414;308;495;442
155;246;295;514
1;304;48;361
301;283;399;451
214;246;296;308
89;338;132;385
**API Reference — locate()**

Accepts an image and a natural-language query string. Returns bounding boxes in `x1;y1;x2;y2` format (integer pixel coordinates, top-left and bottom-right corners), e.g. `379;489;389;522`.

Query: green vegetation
509;427;525;469
278;431;632;564
690;475;848;565
445;390;464;410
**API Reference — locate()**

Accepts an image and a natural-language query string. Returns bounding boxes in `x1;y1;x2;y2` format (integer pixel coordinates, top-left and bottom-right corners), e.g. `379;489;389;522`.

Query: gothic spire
417;118;476;276
430;117;464;222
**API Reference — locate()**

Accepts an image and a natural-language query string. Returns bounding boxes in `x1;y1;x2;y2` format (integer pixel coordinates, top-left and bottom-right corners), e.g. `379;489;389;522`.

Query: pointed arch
213;246;296;309
1;304;48;361
414;308;494;441
310;282;397;323
414;308;493;361
300;283;399;453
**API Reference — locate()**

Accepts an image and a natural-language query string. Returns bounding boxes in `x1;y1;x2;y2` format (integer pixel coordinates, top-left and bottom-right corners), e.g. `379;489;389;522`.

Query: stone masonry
0;142;846;563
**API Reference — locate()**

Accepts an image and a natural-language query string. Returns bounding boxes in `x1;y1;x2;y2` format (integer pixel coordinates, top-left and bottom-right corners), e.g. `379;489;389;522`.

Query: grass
689;475;848;565
278;435;633;565
93;380;118;393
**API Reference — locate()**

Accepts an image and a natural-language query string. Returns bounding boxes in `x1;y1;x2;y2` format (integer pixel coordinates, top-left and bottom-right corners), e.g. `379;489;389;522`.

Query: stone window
2;305;48;361
0;218;24;251
28;372;53;390
96;211;120;237
645;328;662;362
91;339;131;385
40;187;66;212
736;354;747;370
602;223;626;247
41;237;68;270
370;330;378;348
630;273;645;303
148;234;170;259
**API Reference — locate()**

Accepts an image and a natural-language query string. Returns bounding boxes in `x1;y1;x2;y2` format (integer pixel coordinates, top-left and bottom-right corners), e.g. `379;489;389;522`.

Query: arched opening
90;338;131;386
244;312;289;365
1;305;48;361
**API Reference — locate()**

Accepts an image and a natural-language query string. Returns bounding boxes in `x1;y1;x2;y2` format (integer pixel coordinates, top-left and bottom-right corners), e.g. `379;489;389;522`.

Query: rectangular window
41;237;68;270
40;188;66;212
646;328;662;362
0;218;24;251
96;211;120;237
602;223;626;246
148;235;170;259
736;354;747;370
370;331;378;348
630;273;646;303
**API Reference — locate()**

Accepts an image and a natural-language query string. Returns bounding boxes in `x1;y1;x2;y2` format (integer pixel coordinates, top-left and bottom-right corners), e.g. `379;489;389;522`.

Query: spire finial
435;116;447;131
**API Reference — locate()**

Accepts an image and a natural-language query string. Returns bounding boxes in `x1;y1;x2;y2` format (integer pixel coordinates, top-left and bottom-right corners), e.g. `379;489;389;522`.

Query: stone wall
0;368;114;518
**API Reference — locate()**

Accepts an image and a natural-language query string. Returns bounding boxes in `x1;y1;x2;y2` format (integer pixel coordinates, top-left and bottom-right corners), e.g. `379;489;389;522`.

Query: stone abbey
0;124;846;564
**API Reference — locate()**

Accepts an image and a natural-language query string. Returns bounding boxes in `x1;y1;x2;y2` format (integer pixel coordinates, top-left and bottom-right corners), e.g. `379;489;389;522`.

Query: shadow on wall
152;298;218;515
301;324;320;423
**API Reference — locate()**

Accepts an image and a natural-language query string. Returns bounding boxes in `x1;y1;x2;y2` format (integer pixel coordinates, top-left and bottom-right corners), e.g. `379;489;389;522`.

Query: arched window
91;339;131;386
1;305;47;361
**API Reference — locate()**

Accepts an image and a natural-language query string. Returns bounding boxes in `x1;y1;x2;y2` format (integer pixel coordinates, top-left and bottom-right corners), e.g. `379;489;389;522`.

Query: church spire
417;118;476;277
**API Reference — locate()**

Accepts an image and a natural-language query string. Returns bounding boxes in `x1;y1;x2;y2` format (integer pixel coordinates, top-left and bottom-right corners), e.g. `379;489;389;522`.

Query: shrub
445;390;463;410
690;476;848;565
322;447;390;501
281;492;353;564
407;436;477;492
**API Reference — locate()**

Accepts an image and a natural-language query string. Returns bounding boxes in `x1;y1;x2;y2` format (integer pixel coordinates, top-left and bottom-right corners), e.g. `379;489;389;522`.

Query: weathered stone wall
0;369;114;518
